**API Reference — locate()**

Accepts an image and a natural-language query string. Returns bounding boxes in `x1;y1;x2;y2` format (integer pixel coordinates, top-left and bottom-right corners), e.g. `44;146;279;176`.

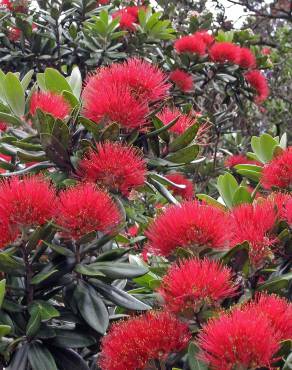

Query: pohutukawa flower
0;217;18;248
0;176;56;230
174;34;207;55
78;142;146;196
224;154;261;168
194;30;214;46
157;107;197;135
0;122;7;132
158;258;236;314
112;8;137;31
169;69;193;92
56;183;121;240
245;69;269;103
230;201;277;266
262;47;271;55
97;0;109;4
237;47;256;69
30;91;70;120
8;27;21;42
0;0;12;11
198;308;279;370
99;311;191;370
83;83;148;130
261;147;292;189
246;293;292;341
165;172;194;200
145;201;231;257
267;192;292;220
209;42;239;64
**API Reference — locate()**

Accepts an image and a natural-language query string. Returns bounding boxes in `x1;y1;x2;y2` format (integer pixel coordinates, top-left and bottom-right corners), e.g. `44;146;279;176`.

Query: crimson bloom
267;192;292;220
198;308;279;370
56;183;121;240
262;47;271;55
245;69;269;103
145;201;231;257
112;9;137;31
8;27;21;41
30;91;70;120
98;0;109;4
230;201;277;266
165;172;194;200
237;47;256;69
209;42;240;64
174;34;207;55
0;176;56;231
157;107;197;135
194;30;214;46
246;293;292;341
224;154;261;168
261;147;292;190
159;258;236;314
99;311;191;370
169;69;193;92
0;122;7;131
78;142;146;196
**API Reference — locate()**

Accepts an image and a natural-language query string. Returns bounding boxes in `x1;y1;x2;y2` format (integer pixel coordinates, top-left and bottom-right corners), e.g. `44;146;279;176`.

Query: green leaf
28;301;60;321
75;264;106;277
88;262;148;279
31;270;58;285
169;123;199;152
28;342;58;370
188;342;208;370
283;352;292;370
0;112;22;126
68;67;82;99
21;70;34;91
74;281;109;334
148;178;180;205
217;173;238;209
232;186;252;206
7;344;29;370
100;122;119;141
51;328;96;348
257;272;292;293
36;73;46;91
4;73;25;116
26;309;41;337
0;324;10;337
196;194;226;210
89;279;151;310
62;91;79;109
0;279;6;308
51;348;90;370
166;145;199;164
44;68;72;94
251;134;278;163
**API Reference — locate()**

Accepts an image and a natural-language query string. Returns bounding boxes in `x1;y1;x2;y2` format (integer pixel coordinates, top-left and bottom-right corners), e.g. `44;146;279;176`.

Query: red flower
83;58;169;129
99;311;191;370
145;201;231;257
0;0;12;11
112;9;137;31
198;308;279;370
194;30;214;46
237;47;256;69
267;192;292;220
83;82;148;130
165;173;194;200
8;27;21;42
261;147;292;189
78;142;146;196
169;69;193;92
98;0;109;4
0;176;56;231
0;122;7;131
230;202;277;266
262;47;271;55
159;258;236;314
157;107;197;135
0;217;18;248
56;183;121;240
174;34;207;55
224;154;261;168
30;91;70;120
247;294;292;341
114;58;170;103
209;42;240;64
245;70;269;103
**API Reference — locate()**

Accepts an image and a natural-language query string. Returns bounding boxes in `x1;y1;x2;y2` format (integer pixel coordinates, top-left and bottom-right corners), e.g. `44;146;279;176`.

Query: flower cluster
158;258;236;314
157;107;198;135
30;91;70;120
165;172;194;200
224;154;261;168
174;31;214;55
145;201;231;257
99;311;191;370
261;147;292;189
83;58;170;130
169;69;193;92
112;6;143;31
198;294;292;369
78;141;146;196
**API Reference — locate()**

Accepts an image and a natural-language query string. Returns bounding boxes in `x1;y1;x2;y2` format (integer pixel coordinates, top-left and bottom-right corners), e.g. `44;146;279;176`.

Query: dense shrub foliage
0;1;290;370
